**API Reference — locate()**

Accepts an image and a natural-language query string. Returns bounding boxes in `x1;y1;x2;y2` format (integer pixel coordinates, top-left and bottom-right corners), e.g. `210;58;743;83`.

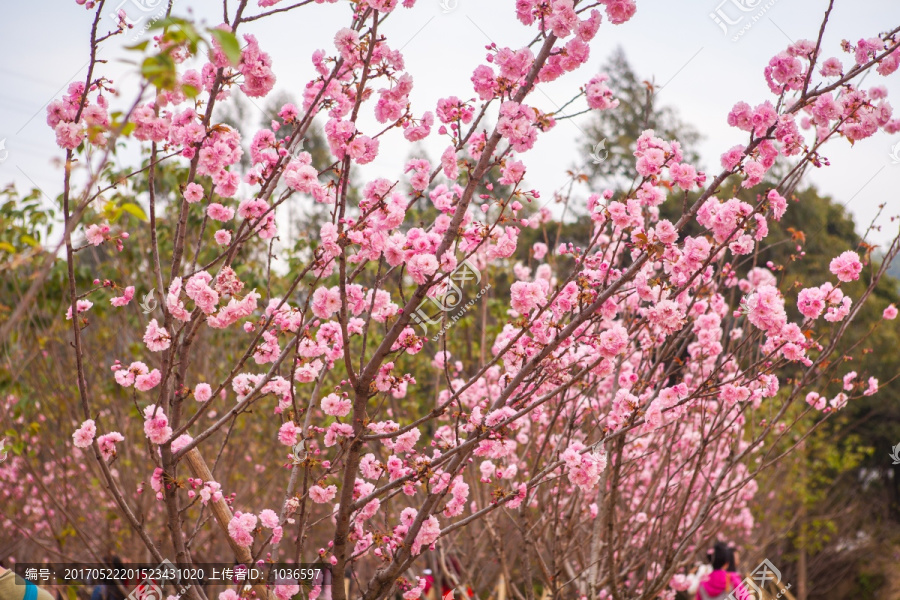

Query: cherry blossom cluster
46;1;900;599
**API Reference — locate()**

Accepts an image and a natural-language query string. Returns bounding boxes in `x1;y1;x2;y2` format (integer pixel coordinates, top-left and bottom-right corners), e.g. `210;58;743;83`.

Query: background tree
580;46;702;186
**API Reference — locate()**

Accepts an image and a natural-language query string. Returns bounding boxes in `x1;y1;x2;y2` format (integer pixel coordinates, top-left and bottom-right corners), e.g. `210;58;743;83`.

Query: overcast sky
1;0;899;247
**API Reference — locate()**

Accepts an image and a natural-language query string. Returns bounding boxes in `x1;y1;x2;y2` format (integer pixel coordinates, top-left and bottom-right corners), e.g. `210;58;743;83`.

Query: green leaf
20;234;38;247
148;16;187;31
210;29;242;67
141;54;177;89
125;40;150;52
171;21;201;47
121;202;149;222
0;241;15;253
182;83;199;99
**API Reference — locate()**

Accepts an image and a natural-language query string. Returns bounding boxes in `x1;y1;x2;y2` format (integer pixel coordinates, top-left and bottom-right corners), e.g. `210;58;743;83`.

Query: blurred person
686;561;713;598
89;555;128;600
726;547;740;578
0;564;55;600
696;542;743;600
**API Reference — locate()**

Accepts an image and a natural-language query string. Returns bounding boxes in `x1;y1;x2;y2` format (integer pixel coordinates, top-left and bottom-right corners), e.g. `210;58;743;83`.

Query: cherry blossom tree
4;1;900;600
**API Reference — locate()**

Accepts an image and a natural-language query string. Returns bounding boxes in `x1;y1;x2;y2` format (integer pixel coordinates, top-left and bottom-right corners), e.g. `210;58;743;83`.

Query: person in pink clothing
696;543;744;600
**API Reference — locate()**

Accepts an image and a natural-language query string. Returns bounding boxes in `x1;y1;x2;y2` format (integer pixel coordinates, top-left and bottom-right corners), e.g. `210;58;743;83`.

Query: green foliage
209;28;242;67
757;397;874;554
852;570;884;599
141;53;178;89
0;184;56;255
132;17;240;91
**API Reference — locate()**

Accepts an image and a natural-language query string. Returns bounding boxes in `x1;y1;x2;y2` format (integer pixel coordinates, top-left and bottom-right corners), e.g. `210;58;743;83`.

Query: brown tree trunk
797;442;807;600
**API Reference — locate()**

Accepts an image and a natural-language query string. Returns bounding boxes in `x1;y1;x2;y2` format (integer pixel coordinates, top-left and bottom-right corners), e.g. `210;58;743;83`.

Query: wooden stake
184;448;273;600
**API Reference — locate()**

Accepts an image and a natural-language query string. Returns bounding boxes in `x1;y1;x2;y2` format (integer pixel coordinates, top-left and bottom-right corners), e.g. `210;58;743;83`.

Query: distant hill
888;257;900;282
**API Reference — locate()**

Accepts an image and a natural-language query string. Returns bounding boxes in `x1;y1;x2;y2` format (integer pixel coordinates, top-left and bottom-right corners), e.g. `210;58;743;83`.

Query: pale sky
1;0;899;247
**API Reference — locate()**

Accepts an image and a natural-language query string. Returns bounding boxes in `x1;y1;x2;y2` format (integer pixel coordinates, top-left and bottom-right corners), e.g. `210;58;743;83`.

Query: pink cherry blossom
227;511;258;547
186;272;220;315
598;324;629;358
214;229;232;245
603;0;636;25
510;281;547;314
797;287;825;320
72;419;96;449
321;393;352;417
97;432;124;461
311;286;342;319
274;584;299;600
66;299;93;320
278;421;300;446
194;382;213;402
55;120;85;149
171;434;193;454
585;73;619;110
864;377;879;396
406;254;439;285
143;319;171;352
259;508;279;529
806;392;827;411
142;404;173;444
309;484;338;504
829;251;863;282
207;203;235;222
135;369;162;392
110;286;135;307
183;182;204;203
238;34;276;98
85;223;109;246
